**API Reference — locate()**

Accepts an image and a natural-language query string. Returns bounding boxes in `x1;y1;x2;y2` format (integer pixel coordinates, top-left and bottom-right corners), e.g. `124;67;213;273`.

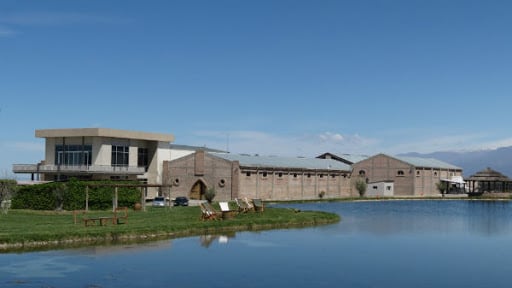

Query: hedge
11;179;140;210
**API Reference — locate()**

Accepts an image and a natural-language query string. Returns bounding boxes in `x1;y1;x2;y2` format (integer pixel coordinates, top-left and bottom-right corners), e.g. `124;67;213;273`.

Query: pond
2;200;512;288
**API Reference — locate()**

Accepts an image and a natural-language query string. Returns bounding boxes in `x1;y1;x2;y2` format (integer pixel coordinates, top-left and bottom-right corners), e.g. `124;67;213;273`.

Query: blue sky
1;0;512;176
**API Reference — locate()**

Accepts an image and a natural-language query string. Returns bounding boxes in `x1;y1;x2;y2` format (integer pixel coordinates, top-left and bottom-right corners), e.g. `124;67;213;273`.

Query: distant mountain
399;146;512;178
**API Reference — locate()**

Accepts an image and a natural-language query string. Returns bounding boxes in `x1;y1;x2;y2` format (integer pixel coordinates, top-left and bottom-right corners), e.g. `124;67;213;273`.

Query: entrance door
190;180;206;200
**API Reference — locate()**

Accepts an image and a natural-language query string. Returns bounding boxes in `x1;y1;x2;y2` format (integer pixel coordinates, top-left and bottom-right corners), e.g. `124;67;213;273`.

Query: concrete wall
367;182;394;197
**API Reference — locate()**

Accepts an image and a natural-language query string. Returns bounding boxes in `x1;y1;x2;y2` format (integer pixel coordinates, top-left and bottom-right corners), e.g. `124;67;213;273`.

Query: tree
53;183;67;211
436;181;448;197
0;179;17;214
355;178;367;197
204;187;216;203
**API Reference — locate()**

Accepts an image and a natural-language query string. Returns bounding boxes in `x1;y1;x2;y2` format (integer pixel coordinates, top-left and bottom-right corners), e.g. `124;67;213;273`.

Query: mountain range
399;146;512;178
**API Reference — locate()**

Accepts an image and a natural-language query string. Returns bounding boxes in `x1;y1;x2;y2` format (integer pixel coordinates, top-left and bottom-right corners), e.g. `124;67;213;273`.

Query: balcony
13;164;146;175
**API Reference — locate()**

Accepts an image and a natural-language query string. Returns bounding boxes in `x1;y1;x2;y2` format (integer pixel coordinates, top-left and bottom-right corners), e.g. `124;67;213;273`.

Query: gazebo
465;167;512;194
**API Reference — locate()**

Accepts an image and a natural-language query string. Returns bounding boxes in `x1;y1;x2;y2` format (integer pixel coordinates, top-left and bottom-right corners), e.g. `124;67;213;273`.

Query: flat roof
35;128;175;142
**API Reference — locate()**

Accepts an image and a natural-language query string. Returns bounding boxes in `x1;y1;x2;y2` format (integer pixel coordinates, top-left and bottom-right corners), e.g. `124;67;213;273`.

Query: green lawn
0;204;339;252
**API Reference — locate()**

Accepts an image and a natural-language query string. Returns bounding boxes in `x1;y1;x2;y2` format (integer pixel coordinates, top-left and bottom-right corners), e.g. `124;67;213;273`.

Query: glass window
138;148;148;167
55;145;92;166
112;145;129;166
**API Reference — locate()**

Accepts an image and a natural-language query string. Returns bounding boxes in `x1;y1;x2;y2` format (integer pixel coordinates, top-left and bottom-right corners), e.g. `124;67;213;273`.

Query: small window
278;172;283;178
397;170;405;176
416;171;421;177
307;173;311;178
293;173;298;178
246;172;251;177
219;179;226;187
262;172;268;178
359;170;366;176
387;186;391;190
331;174;336;179
373;186;378;189
434;171;438;177
319;174;324;178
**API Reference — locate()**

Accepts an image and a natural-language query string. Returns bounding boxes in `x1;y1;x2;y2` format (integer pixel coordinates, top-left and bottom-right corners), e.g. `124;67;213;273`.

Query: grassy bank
0;205;339;252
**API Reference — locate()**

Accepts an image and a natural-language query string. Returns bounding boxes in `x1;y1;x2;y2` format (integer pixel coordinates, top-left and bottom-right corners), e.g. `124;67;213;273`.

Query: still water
2;200;512;288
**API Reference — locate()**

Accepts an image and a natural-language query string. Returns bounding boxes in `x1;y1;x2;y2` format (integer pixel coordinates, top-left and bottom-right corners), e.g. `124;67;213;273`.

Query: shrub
12;179;140;210
204;187;216;203
355;178;367;197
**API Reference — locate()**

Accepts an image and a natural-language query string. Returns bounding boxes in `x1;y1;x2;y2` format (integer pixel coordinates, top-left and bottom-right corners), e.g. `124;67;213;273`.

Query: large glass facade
112;145;129;166
55;145;92;166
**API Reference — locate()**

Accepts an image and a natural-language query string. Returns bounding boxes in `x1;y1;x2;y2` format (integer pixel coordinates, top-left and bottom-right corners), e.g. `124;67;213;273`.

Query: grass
0;204;339;252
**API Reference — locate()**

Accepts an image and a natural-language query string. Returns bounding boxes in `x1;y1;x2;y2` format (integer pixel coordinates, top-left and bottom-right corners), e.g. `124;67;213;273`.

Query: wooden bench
113;207;128;224
73;210;119;227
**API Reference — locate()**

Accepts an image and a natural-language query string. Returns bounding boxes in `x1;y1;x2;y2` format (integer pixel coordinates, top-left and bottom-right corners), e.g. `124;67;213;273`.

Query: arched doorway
190;180;207;200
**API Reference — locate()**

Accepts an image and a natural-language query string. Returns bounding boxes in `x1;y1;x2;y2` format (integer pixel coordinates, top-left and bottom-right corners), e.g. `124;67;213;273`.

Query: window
416;171;421;177
55;145;92;166
137;148;148;168
278;172;283;178
373;186;378;189
359;170;366;176
293;173;298;178
397;170;405;176
434;171;438;177
246;172;251;177
112;145;129;166
261;172;268;178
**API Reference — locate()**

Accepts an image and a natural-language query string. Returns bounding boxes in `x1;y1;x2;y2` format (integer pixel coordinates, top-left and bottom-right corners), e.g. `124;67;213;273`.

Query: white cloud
380;133;512;154
0;26;16;37
0;12;127;26
186;130;378;157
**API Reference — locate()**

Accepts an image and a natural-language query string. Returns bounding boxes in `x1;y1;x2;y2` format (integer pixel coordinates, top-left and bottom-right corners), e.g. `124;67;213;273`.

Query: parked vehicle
152;196;166;207
174;196;189;206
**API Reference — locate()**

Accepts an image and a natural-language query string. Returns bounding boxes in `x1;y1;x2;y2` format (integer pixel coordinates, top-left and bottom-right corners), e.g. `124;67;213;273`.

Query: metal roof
170;144;225;153
317;152;370;164
210;153;352;171
391;155;461;170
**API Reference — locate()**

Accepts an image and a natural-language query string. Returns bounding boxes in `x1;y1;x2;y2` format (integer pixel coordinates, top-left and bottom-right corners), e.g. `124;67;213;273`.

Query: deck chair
219;201;236;219
252;198;264;212
219;202;231;212
235;198;250;213
243;197;255;211
200;202;220;220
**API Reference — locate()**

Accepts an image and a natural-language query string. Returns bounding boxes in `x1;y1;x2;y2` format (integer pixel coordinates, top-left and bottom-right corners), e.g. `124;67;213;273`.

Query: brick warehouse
165;150;353;201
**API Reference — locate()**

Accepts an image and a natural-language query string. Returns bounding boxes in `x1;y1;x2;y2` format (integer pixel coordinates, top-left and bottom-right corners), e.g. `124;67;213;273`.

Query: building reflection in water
199;232;236;248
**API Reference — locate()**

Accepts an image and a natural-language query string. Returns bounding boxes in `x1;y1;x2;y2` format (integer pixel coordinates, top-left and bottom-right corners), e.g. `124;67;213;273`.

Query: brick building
166;151;353;201
351;154;463;196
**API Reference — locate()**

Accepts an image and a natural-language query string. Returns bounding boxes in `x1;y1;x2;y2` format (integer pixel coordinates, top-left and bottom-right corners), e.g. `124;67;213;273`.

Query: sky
1;0;512;176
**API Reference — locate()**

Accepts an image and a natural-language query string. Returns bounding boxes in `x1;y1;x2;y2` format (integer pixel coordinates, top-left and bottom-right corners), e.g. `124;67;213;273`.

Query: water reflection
199;232;235;247
0;256;85;278
2;200;512;288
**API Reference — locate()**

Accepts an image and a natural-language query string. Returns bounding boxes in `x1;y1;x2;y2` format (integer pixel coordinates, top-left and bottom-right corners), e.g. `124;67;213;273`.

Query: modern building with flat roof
13;128;175;199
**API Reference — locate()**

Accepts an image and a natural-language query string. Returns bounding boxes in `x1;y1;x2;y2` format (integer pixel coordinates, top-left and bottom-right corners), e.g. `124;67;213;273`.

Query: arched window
359;170;366;176
397;170;405;176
